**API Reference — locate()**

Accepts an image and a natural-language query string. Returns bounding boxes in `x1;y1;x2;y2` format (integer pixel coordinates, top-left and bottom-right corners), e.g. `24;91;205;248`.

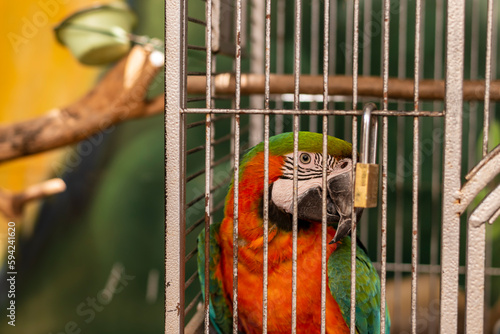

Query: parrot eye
299;153;312;164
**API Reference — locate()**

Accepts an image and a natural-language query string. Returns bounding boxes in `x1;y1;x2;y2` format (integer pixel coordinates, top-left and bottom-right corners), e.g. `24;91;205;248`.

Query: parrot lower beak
330;218;352;244
327;171;362;244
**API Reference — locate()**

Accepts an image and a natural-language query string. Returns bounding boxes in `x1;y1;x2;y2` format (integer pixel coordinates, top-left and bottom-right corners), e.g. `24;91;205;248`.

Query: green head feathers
241;131;353;167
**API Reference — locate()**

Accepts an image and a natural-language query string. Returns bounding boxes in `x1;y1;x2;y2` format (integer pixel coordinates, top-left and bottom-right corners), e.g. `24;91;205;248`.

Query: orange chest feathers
218;222;350;334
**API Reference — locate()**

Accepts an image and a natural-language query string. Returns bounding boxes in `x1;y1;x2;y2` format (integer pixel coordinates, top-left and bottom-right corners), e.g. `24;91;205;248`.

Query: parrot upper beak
327;171;362;244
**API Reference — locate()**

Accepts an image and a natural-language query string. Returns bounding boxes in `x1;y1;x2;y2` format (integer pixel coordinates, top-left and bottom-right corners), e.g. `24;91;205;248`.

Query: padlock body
354;163;379;208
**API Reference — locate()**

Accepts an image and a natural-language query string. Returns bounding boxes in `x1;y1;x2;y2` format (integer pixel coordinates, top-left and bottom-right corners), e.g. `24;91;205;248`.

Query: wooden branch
187;73;500;101
0;179;66;220
0;46;164;163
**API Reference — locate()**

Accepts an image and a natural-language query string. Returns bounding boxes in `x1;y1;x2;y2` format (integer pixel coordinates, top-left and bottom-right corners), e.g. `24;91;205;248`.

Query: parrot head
225;131;360;244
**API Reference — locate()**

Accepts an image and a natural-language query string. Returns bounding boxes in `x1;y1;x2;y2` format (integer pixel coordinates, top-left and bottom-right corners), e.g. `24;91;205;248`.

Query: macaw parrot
198;131;390;333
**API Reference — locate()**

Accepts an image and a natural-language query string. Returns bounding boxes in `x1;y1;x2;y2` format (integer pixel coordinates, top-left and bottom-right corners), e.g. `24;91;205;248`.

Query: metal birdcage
166;0;500;333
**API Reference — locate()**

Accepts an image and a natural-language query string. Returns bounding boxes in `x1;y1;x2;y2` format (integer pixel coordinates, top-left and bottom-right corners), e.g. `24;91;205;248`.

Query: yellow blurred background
0;0;114;256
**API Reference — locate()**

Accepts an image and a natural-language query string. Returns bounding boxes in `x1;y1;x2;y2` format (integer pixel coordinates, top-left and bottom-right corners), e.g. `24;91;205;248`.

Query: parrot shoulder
327;237;390;334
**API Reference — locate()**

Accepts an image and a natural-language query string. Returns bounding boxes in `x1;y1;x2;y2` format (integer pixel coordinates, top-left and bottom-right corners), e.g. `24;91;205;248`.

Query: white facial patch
271;152;352;214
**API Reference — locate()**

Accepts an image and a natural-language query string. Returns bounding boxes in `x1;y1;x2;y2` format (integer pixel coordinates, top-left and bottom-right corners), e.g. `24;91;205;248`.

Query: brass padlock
354;103;379;208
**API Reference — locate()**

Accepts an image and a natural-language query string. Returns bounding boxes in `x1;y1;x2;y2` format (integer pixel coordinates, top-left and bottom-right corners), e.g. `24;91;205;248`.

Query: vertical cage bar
344;0;353;141
262;124;270;334
484;2;498;329
292;0;302;331
232;78;241;329
465;1;494;332
464;11;480;330
203;120;212;331
465;222;486;334
464;0;480;331
380;119;389;334
320;122;328;334
203;0;214;332
441;0;465;333
411;0;422;333
262;0;272;331
413;0;422;112
350;1;360;333
468;0;480;173
352;0;359;111
321;0;330;332
165;0;186;332
328;0;337;135
292;122;299;334
292;123;299;334
483;0;494;157
411;124;420;334
322;0;331;114
380;0;390;331
232;0;243;332
360;0;373;249
464;5;481;323
394;0;408;327
350;120;358;334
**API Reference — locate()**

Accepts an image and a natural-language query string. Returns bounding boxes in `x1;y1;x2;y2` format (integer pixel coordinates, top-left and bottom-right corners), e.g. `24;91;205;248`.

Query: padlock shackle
360;103;378;164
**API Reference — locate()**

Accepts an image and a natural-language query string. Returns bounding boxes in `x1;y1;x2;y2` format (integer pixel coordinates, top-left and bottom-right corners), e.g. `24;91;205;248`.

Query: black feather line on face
280;153;337;180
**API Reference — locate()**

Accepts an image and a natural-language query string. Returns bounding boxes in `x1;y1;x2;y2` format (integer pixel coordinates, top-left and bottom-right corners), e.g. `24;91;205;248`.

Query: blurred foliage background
0;0;114;240
0;1;164;333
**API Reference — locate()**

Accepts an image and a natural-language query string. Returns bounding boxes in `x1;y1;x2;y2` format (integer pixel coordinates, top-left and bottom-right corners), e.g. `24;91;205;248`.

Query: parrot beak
327;171;362;244
270;158;362;235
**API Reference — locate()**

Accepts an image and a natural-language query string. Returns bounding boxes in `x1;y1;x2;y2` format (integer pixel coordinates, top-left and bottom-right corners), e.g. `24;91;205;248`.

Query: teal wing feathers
328;237;391;334
197;222;232;334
